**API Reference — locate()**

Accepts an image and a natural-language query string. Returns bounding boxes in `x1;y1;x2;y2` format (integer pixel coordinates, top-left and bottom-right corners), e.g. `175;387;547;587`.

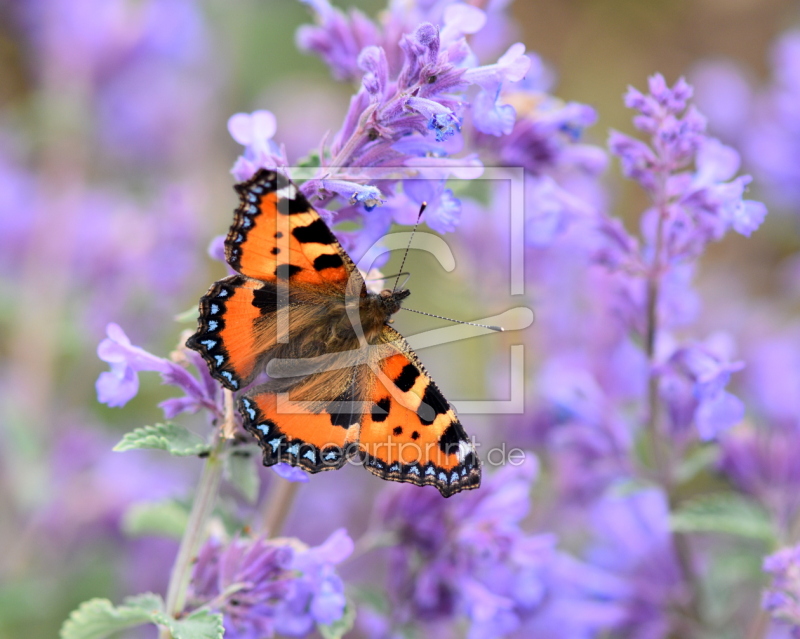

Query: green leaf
675;445;719;484
296;150;321;168
224;446;261;504
153;611;224;639
114;423;211;457
319;601;356;639
60;594;164;639
670;493;776;543
122;500;190;539
121;593;165;612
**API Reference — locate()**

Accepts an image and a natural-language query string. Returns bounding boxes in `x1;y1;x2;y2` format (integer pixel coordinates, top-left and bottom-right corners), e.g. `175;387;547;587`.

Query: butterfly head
379;288;410;316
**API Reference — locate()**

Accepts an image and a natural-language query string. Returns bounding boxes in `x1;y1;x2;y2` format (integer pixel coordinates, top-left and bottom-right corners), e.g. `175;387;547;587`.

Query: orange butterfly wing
240;378;360;472
225;169;357;287
358;330;481;497
187;169;364;390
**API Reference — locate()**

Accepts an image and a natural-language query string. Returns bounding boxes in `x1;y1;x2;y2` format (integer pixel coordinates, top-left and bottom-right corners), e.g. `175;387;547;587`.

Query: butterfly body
187;169;480;497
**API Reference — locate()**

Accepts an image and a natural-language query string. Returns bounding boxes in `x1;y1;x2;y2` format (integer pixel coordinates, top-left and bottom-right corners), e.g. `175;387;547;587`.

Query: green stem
159;391;233;638
644;178;704;631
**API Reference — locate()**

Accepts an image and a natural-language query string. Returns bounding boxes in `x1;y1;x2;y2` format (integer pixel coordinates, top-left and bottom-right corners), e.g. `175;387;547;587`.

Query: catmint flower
610;74;766;263
96;323;221;418
464;43;531;136
296;0;380;82
369;457;622;637
585;488;687;638
438;3;487;46
188;530;353;638
317;179;385;211
228;110;287;181
658;334;745;440
763;545;800;633
405;96;462;142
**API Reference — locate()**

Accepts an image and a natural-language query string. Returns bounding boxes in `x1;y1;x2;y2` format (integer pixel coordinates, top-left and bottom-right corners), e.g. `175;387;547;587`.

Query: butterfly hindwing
359;329;481;497
186;275;283;390
240;370;362;472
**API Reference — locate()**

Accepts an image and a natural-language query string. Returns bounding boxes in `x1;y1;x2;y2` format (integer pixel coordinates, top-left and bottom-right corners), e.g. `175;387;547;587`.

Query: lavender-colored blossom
369;458;624;638
718;328;800;531
585;488;688;639
610;74;766;262
229;110;288;182
188;530;353;638
590;76;760;440
373;458;550;635
659;334;746;440
402;179;461;233
317;179;386;211
230;5;536;249
763;545;800;635
695;31;800;210
96;322;221;419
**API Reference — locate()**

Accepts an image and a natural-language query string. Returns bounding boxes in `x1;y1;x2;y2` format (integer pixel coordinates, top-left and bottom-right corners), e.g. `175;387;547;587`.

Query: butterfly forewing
225;169;360;288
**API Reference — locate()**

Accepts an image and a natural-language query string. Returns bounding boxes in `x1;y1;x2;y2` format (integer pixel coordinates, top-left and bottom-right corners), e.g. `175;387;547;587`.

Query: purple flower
316;179;385;211
763;545;800;633
96;322;221;419
296;0;380;82
373;458;548;634
368;457;623;638
720;424;800;534
189;536;294;638
228;110;287;181
464;43;531;136
585;488;687;639
275;528;353;635
659;334;746;440
242;3;535;244
188;530;353;638
610;75;766;263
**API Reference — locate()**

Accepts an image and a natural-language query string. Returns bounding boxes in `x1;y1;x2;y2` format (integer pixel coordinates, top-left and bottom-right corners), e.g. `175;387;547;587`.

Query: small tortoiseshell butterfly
187;169;481;497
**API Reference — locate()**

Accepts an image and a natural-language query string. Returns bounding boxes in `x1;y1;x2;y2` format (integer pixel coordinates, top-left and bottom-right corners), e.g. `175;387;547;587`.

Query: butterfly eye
380;289;392;298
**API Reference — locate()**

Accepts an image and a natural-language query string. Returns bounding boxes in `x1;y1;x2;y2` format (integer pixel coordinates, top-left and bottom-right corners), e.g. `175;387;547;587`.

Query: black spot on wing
292;218;337;244
438;420;467;454
275;264;303;279
394;364;419;393
313;253;344;271
271;247;280;255
278;193;312;216
371;397;391;422
251;283;288;315
417;383;450;426
328;382;360;429
393;426;403;436
411;431;420;440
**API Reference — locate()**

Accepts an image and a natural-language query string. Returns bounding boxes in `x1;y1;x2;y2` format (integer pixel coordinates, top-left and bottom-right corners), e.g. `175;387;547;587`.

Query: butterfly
187;169;481;497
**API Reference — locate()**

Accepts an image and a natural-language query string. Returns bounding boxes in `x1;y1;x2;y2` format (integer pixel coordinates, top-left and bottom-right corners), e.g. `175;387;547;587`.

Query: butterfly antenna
392;202;426;293
400;307;504;332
